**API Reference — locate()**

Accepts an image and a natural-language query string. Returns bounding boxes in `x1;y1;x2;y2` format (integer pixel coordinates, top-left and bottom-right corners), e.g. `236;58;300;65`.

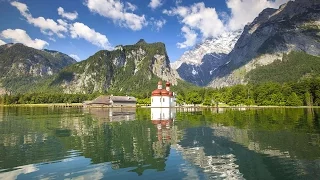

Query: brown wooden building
83;95;136;107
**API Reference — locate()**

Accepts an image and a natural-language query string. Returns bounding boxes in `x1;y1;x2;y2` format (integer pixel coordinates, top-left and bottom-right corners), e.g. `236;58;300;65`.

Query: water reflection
84;108;136;122
1;107;320;179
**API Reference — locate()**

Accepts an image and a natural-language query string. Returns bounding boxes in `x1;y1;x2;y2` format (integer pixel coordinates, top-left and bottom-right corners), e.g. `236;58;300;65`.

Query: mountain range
172;0;320;87
0;39;188;97
208;0;320;87
0;0;319;95
0;43;76;94
49;39;180;95
171;30;242;86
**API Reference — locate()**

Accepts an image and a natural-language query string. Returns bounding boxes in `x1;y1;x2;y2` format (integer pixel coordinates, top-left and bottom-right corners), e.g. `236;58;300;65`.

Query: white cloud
69;54;80;61
0;39;6;45
164;0;290;48
151;18;166;31
0;164;38;180
125;2;137;11
149;0;163;9
226;0;290;30
85;0;147;31
70;22;112;49
176;0;182;5
11;1;67;37
164;2;224;48
48;37;56;42
57;7;78;21
177;26;197;49
57;19;68;28
1;29;48;49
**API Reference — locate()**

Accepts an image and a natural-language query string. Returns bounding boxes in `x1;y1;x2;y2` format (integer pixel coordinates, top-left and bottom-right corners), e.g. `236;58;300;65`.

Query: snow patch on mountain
171;29;243;69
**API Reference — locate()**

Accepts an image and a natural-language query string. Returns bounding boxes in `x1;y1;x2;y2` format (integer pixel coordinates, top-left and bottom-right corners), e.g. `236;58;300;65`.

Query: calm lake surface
1;107;320;180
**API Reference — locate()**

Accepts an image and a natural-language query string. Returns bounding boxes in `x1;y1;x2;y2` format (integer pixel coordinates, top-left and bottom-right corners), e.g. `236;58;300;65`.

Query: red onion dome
161;120;173;126
158;81;162;85
161;89;169;96
152;120;161;125
166;82;170;86
169;92;173;96
152;89;161;96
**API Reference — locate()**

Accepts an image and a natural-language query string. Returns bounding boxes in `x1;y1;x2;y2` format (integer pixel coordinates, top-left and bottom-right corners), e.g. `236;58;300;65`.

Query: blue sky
0;0;289;62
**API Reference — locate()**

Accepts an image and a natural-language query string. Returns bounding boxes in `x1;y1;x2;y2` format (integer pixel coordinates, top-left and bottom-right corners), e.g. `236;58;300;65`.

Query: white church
151;81;176;107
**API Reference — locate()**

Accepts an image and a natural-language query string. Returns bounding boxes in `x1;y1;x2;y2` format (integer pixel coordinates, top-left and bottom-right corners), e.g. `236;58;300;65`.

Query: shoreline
1;103;320;108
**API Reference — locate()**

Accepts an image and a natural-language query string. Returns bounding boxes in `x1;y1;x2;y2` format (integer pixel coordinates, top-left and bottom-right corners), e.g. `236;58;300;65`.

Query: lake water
1;107;320;180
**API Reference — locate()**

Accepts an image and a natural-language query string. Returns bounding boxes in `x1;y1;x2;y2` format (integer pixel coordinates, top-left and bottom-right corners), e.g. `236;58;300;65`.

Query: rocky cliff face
208;0;320;88
0;43;76;78
0;43;76;93
51;40;179;94
171;30;242;86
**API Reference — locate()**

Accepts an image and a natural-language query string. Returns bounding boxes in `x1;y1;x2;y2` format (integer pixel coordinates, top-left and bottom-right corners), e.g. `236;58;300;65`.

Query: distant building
151;81;176;107
83;95;136;107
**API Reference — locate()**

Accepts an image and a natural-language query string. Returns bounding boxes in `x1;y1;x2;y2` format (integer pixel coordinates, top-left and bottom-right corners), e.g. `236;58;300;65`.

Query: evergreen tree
286;92;303;106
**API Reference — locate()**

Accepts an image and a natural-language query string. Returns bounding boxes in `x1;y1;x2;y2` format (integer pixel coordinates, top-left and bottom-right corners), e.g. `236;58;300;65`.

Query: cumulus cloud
177;26;197;49
57;19;68;28
11;1;67;37
0;29;48;49
57;7;78;21
164;2;224;48
85;0;147;31
48;37;56;42
125;2;137;11
69;54;80;61
149;0;163;9
150;18;166;31
227;0;289;30
70;22;112;49
164;0;290;48
0;39;6;45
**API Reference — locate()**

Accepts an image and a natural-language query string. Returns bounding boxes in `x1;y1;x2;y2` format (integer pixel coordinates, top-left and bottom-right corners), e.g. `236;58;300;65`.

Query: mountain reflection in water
0;107;320;179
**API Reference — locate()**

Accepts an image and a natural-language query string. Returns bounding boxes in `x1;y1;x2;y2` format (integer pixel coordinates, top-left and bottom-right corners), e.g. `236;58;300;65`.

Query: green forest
1;76;320;106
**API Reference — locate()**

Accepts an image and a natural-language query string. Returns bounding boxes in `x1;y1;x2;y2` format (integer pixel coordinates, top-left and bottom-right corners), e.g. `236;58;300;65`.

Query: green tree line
2;77;320;106
0;93;100;104
174;77;320;106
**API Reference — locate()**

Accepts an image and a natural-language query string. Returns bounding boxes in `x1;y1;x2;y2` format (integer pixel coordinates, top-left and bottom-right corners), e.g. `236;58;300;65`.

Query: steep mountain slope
0;43;76;77
208;0;320;88
0;43;76;93
171;30;242;86
245;51;320;84
48;40;181;95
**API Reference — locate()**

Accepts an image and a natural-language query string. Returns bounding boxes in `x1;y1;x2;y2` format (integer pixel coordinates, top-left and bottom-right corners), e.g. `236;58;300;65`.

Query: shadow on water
0;107;320;179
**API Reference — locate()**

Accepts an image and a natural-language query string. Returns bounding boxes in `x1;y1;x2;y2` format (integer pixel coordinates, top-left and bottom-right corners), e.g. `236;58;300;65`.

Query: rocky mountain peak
136;39;147;45
171;30;242;69
48;40;179;94
0;43;77;79
208;0;320;88
170;29;242;86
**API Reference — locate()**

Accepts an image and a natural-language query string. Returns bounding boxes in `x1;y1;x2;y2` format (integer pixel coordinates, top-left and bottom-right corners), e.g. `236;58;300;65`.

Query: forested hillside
246;51;320;84
0;43;76;94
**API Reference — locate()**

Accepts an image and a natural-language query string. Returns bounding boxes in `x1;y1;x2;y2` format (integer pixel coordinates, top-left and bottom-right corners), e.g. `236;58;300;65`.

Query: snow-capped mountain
208;0;320;88
171;29;242;86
